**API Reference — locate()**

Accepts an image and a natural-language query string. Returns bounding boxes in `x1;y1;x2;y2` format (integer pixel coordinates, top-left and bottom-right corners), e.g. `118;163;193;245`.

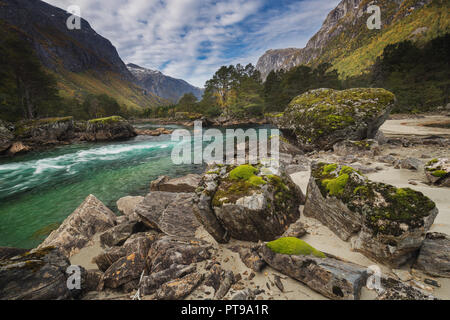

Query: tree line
1;33;448;123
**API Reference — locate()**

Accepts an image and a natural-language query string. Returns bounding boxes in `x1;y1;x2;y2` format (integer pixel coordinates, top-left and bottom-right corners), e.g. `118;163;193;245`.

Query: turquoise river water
0;123;273;249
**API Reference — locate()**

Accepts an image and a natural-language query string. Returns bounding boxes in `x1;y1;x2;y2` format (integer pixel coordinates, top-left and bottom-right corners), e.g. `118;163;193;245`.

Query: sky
44;0;341;88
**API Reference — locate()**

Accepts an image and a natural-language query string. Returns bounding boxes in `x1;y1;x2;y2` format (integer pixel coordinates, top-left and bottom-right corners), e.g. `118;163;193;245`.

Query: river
0;123;274;249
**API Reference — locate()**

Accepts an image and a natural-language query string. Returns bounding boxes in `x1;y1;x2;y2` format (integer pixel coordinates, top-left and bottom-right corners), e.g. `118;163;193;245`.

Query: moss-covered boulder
193;164;305;242
279;88;395;150
304;162;438;267
424;158;450;187
82;116;136;141
259;239;368;300
15;117;75;142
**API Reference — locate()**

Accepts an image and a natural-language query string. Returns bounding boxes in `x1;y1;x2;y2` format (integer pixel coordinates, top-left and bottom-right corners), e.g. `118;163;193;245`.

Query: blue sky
45;0;340;87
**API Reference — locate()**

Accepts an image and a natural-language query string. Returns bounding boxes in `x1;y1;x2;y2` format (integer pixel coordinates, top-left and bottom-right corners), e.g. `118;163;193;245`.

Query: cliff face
256;0;447;80
0;0;166;108
127;64;204;103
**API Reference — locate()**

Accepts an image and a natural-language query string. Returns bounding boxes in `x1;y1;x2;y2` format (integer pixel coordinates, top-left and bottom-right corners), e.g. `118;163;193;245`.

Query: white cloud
44;0;340;87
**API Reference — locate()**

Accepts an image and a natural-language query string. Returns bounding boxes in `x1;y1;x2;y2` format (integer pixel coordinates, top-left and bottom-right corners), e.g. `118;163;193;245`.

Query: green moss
322;174;350;196
248;175;267;186
322;164;338;175
431;170;447;178
267;237;326;258
340;166;357;175
88;116;124;124
229;165;259;181
426;159;439;166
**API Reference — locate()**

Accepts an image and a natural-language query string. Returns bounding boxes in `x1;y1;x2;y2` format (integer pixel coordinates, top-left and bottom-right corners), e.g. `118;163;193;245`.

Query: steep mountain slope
127;63;204;103
0;0;167;109
256;0;449;80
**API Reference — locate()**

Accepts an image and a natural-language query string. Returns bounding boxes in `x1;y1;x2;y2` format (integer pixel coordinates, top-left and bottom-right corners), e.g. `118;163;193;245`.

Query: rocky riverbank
1;88;449;300
0;116;137;157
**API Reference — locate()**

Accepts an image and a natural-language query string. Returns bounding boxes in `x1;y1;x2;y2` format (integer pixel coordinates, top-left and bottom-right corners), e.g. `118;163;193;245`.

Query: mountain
127;63;204;103
0;0;167;109
256;0;449;80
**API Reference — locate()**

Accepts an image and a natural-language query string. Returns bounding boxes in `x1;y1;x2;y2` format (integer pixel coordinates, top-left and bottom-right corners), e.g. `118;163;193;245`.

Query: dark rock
147;236;213;274
232;246;266;273
274;275;284;292
278;88;394;150
260;244;368;300
377;277;437;300
414;233;450;278
155;272;204;300
99;221;147;248
193;170;230;244
0;247;73;300
214;270;235;300
150;174;202;193
282;220;307;238
394;158;422;171
231;289;256;300
38;194;117;257
81;117;136;142
140;264;196;296
305;162;438;267
0;247;29;260
82;269;103;293
116;196;144;220
100;252;145;290
93;247;126;272
195;164;303;243
135;192;201;238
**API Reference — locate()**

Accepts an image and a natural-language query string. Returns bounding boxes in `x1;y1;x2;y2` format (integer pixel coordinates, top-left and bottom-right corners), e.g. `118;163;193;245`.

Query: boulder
0;119;14;153
394;158;422;171
282;220;307;238
278;88;395;150
99;221;147;248
15;117;75;143
259;238;368;300
150;174;202;193
116;196;144;220
93;231;161;272
81;116;136;142
194;164;304;243
414;233;450;278
333;140;381;157
140;264;196;296
147;236;213;274
38;195;117;257
304;163;438;267
135;192;201;238
233;246;266;273
100;252;146;290
424;158;450;187
155;272;204;300
376;277;437;300
0;247;73;300
0;247;28;260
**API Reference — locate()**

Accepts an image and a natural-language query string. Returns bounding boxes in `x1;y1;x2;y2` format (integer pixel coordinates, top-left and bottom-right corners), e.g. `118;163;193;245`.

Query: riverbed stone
259;240;368;300
135;192;201;238
150;174;202;193
424;158;450;187
304;162;438;267
116;196;144;220
81;116;136;142
194;164;304;243
0;247;73;300
38;194;117;258
278;88;395;150
414;233;450;278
